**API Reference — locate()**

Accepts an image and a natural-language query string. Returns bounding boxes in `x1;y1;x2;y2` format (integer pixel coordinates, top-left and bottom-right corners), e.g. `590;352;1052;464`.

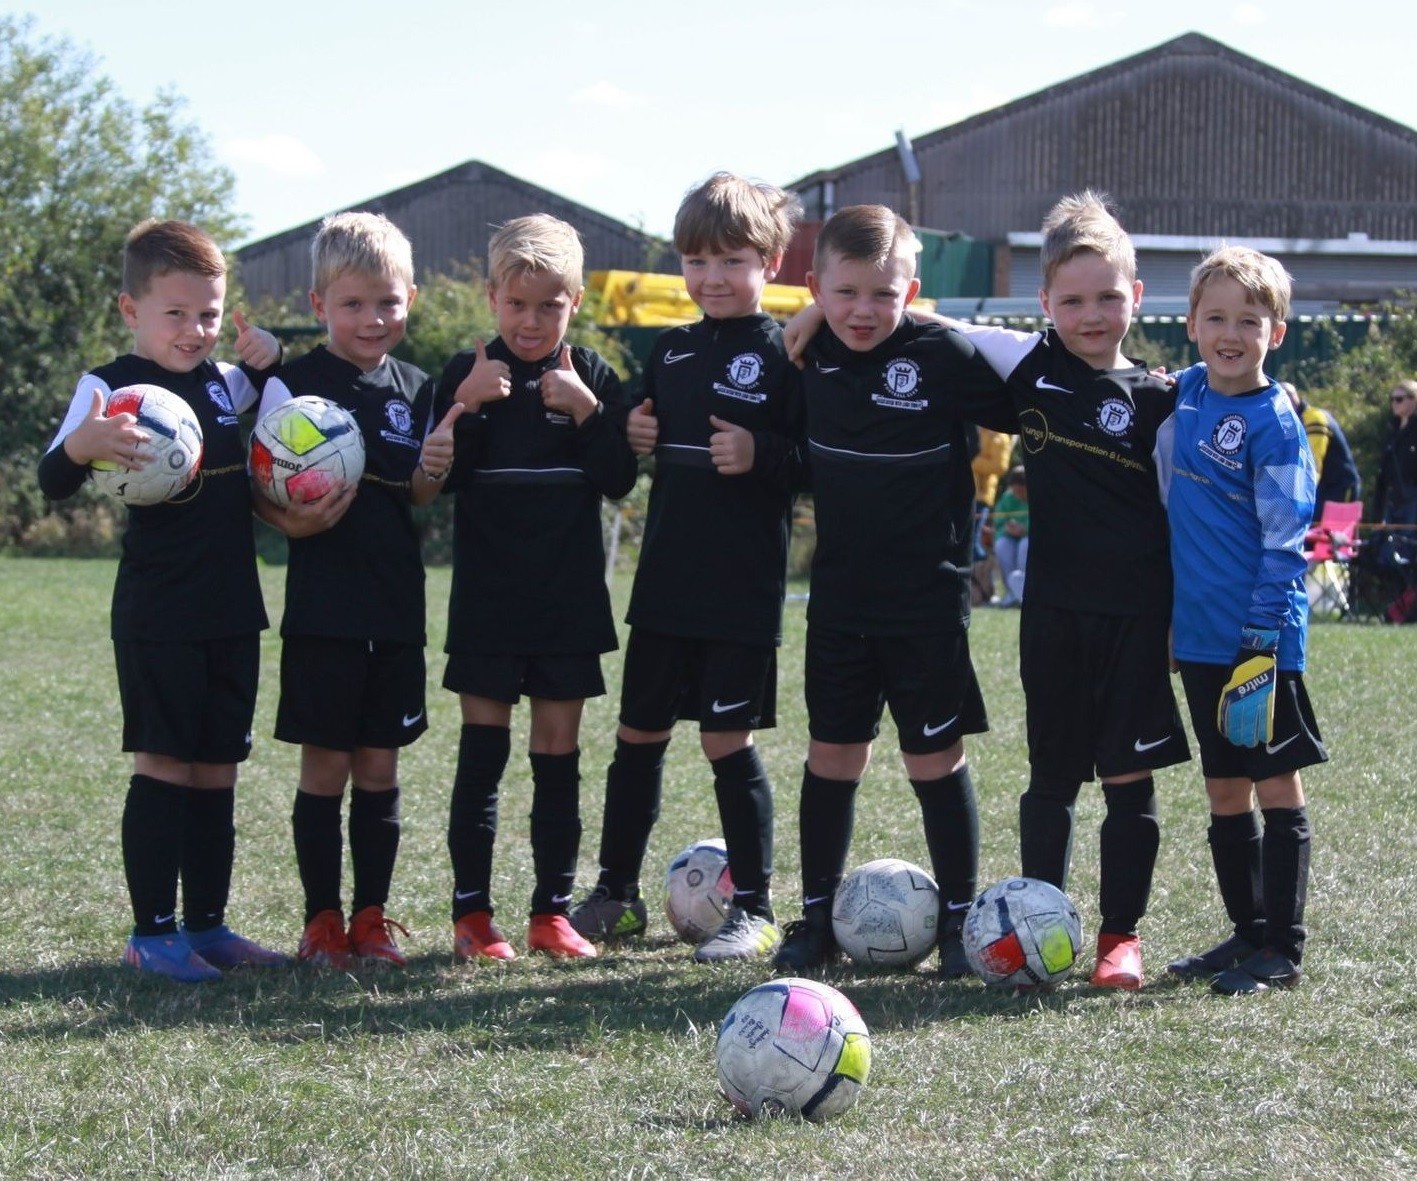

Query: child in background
37;219;286;981
1164;244;1324;995
990;465;1030;607
254;212;457;969
437;214;637;960
569;173;800;962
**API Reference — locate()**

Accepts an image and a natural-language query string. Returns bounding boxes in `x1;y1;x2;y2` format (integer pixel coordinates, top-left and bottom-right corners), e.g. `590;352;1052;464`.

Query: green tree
0;16;243;549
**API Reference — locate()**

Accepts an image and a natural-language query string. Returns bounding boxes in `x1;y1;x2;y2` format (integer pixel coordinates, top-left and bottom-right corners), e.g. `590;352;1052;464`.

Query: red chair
1304;501;1363;619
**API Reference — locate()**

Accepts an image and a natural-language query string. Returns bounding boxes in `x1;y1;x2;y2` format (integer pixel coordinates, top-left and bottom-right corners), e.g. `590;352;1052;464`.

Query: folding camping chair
1303;501;1363;620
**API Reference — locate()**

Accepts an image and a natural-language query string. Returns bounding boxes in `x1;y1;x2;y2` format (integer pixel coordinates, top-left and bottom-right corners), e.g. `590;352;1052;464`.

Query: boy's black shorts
443;650;605;703
618;628;776;733
1178;661;1328;780
805;626;986;754
1020;603;1191;781
276;635;428;751
115;635;259;764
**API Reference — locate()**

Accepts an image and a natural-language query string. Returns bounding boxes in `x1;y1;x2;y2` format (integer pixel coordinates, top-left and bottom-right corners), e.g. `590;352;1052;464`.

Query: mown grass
0;557;1414;1180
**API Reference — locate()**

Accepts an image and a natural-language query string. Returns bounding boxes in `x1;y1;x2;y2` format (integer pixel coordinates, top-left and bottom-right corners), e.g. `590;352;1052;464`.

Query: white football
90;384;203;506
664;838;735;944
716;978;871;1122
963;876;1083;988
831;857;940;969
249;395;364;507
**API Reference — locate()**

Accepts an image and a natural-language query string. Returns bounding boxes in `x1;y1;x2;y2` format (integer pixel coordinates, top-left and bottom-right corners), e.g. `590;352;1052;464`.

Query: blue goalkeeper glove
1217;626;1280;747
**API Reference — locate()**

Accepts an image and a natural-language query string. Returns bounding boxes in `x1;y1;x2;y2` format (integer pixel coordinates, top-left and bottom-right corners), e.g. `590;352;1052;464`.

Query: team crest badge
206;381;233;414
1096;397;1133;438
385;400;412;436
1211;414;1247;456
883;359;920;397
727;353;763;389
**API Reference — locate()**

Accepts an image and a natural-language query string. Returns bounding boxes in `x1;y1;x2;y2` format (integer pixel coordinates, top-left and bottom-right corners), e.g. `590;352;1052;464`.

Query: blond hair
122;219;225;298
812;204;919;276
1189;244;1293;323
488;214;584;292
1039;191;1136;288
673;172;800;260
311;211;414;293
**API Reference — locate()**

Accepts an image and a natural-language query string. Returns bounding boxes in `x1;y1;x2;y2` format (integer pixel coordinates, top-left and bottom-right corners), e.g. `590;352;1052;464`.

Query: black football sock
448;724;510;920
179;786;235;934
529;750;581;916
910;766;979;909
1099;778;1160;936
1260;806;1312;964
1019;776;1082;890
122;774;183;936
349;785;401;914
798;766;859;908
1208;810;1266;946
292;790;344;922
712;745;775;919
596;737;669;900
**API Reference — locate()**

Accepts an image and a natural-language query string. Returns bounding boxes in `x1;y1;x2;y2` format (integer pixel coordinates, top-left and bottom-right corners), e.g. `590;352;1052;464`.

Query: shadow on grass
0;948;1194;1049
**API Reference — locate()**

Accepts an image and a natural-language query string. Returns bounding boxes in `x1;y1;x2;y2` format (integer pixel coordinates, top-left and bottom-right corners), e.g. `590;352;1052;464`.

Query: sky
25;1;1417;249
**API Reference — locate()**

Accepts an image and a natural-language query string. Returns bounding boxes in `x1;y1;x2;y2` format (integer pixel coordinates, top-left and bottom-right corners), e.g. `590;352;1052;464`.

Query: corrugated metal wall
795;34;1417;248
237;161;665;304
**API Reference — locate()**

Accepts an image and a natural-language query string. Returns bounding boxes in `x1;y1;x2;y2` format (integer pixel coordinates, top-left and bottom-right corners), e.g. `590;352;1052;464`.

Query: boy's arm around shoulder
932;326;1020;434
568;345;638;500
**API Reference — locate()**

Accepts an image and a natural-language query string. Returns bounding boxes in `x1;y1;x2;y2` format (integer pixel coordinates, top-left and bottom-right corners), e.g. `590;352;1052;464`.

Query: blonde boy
256;211;455;970
1165;244;1324;995
438;214;636;960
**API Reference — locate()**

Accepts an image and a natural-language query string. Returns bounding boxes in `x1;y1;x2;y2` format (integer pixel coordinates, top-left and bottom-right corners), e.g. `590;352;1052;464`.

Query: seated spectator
992;465;1029;606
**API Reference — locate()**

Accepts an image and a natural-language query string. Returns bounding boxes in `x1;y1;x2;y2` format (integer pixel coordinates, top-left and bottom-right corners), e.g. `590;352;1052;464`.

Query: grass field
1;557;1414;1180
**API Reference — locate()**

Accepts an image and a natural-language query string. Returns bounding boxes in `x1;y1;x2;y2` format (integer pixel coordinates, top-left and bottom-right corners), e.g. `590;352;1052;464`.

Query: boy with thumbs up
568;173;802;962
255;211;448;970
435;213;636;960
37;218;285;981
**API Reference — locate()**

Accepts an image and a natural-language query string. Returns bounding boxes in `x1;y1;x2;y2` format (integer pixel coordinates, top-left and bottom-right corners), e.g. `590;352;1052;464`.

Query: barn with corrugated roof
786;32;1417;304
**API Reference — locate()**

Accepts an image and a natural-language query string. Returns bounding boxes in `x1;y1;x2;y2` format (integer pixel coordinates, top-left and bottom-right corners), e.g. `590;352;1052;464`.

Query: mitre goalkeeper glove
1217;626;1280;748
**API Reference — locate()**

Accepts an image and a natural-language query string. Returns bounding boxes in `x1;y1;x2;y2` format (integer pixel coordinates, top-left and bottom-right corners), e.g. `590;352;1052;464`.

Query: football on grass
716;978;871;1122
249;395;364;507
89;384;203;506
963;876;1083;988
664;838;734;944
831;858;939;969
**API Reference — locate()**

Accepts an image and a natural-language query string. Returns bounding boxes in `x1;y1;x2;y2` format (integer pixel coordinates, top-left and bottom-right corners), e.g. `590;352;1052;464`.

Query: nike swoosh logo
1133;736;1171;752
816;364;841;374
551;894;572;906
402;710;424;728
154;913;176;926
711;698;751;714
1265;734;1299;755
1035;377;1072;393
923;715;960;737
454;890;482;902
1178;404;1199;412
664;350;695;364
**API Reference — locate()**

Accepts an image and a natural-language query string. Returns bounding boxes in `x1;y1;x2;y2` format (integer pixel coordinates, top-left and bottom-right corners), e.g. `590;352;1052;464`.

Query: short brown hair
673;172;800;259
812;204;919;276
311;211;414;294
1039;191;1136;288
1189;244;1293;323
488;214;584;293
121;219;226;298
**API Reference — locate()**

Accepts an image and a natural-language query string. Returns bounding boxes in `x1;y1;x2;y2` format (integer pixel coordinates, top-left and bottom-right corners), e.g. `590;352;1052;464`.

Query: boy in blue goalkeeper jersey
1163;244;1327;996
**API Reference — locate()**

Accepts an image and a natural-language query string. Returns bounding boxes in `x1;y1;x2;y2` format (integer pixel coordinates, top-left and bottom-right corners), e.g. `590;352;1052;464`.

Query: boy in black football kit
773;205;1018;974
568;173;801;961
436;214;637;961
254;213;458;970
930;193;1190;989
37;220;287;981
